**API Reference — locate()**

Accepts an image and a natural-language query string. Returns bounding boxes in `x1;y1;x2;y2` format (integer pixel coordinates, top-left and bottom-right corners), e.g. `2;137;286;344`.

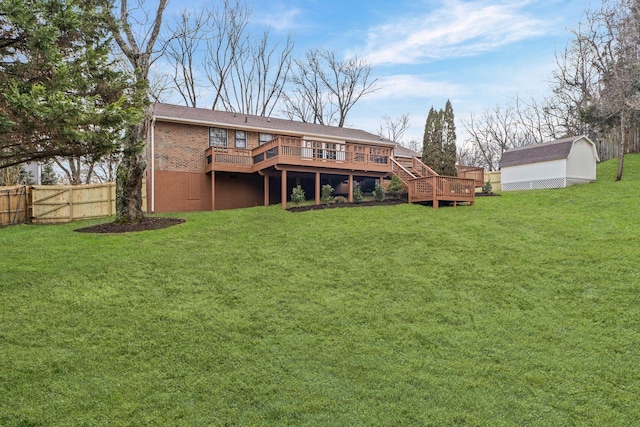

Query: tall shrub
321;184;334;205
387;175;404;199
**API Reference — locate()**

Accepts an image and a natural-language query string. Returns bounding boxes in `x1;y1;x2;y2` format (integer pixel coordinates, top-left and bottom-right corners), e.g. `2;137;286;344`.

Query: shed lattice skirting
502;178;566;191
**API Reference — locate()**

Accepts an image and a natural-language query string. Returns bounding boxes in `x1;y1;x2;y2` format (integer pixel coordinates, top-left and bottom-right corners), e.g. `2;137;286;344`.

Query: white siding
567;138;597;183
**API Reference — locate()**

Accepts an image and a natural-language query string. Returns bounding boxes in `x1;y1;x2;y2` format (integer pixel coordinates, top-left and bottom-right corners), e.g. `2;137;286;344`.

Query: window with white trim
258;133;273;146
209;127;228;147
235;130;247;148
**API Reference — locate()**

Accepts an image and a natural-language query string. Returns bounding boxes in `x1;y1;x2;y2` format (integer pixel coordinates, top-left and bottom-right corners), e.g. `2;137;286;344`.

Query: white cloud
361;0;552;66
369;74;466;100
254;5;304;33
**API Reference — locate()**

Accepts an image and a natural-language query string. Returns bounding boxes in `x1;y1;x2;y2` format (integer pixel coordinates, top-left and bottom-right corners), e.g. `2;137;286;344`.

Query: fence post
68;187;73;222
107;183;113;217
13;186;24;224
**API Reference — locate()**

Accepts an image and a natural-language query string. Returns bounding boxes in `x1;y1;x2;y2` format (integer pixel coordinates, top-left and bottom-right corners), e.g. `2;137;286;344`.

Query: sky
165;0;595;147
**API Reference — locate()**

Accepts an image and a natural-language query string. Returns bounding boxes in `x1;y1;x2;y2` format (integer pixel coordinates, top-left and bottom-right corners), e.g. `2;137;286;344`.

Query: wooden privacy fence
485;171;501;192
456;165;485;188
31;182;146;224
0;182;147;225
0;185;30;226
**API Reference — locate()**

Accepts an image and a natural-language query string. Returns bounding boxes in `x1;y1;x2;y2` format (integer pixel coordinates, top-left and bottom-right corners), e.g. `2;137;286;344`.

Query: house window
235;130;247;148
259;133;273;146
209;127;227;147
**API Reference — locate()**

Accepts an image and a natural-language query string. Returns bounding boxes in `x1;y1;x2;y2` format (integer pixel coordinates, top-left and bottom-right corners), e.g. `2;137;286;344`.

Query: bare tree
578;0;640;180
108;0;168;223
191;0;294;116
462;104;526;171
55;158;92;185
284;51;335;125
284;49;379;127
378;113;411;143
92;153;122;183
164;8;210;107
223;30;294;116
549;22;601;139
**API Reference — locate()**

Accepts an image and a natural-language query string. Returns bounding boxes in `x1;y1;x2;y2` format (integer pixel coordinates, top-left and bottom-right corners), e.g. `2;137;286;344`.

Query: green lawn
1;156;639;426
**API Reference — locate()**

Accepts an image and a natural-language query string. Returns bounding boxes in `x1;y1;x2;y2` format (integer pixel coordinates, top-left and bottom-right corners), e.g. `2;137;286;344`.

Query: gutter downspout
151;116;156;213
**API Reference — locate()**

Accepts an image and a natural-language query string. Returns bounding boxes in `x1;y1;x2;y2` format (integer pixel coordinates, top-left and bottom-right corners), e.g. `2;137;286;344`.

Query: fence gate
31;183;116;223
0;185;29;226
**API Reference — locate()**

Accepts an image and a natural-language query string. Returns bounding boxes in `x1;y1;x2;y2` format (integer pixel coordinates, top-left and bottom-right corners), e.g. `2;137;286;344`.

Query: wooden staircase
391;157;476;208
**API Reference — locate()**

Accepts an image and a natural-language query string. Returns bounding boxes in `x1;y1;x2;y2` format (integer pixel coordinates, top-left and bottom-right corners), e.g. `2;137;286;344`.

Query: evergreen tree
421;101;458;175
0;0;140;169
387;174;404;199
422;107;442;172
41;161;58;185
441;100;458;176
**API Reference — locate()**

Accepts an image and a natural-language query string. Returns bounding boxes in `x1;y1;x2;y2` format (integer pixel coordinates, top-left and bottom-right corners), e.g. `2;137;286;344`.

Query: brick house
147;103;475;213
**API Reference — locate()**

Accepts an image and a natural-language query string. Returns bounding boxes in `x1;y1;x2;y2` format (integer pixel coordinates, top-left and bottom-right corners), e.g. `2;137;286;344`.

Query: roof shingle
500;136;581;168
152;103;394;146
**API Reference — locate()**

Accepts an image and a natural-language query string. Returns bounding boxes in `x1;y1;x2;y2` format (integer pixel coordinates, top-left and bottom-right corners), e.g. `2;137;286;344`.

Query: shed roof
152;103;394;147
500;136;588;168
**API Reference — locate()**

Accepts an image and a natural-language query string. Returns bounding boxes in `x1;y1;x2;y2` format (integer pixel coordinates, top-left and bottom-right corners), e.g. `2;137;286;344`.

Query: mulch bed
287;199;406;212
476;192;501;197
75;217;185;234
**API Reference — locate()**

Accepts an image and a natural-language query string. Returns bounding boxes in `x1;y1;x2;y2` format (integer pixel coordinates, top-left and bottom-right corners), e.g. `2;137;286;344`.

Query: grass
1;155;639;425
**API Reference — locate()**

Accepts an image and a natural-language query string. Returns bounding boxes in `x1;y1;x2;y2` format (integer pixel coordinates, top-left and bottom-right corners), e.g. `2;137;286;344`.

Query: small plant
321;184;334;206
333;195;348;204
290;185;306;205
387;175;404;200
482;180;493;193
373;183;385;202
353;184;363;204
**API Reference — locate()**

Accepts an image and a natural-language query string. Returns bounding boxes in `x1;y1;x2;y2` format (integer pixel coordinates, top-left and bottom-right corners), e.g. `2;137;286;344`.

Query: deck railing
208;147;253;168
391;158;475;208
412;157;439;177
206;136;392;173
391;158;416;188
408;176;476;203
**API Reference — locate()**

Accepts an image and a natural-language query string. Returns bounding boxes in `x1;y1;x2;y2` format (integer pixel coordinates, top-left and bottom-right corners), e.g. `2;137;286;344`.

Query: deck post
211;171;216;211
281;169;287;209
432;176;438;209
348;174;353;202
315;172;320;205
264;174;269;206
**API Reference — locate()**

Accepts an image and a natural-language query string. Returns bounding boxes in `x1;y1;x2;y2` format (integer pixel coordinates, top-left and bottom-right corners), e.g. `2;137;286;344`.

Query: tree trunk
616;112;625;181
115;121;147;224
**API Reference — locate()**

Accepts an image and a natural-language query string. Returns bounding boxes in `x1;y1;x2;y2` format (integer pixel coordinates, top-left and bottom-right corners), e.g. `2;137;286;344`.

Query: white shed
500;135;599;191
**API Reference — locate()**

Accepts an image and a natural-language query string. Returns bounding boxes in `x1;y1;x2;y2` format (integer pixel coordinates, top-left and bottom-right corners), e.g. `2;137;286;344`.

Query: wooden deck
205;137;474;209
205;137;392;174
391;158;475;208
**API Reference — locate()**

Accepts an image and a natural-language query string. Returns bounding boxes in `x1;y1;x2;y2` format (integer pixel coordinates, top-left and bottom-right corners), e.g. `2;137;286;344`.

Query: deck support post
281;169;287;209
211;171;216;211
348;174;353;202
315;172;321;205
264;175;269;206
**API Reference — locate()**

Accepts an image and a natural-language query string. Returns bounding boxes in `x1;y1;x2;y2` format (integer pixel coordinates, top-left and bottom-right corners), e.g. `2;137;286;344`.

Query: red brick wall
152;170;212;213
214;172;264;210
152;122;208;173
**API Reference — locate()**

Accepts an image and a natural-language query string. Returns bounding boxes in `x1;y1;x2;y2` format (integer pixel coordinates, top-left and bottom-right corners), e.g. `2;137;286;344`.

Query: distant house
500;135;599;191
392;143;421;160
